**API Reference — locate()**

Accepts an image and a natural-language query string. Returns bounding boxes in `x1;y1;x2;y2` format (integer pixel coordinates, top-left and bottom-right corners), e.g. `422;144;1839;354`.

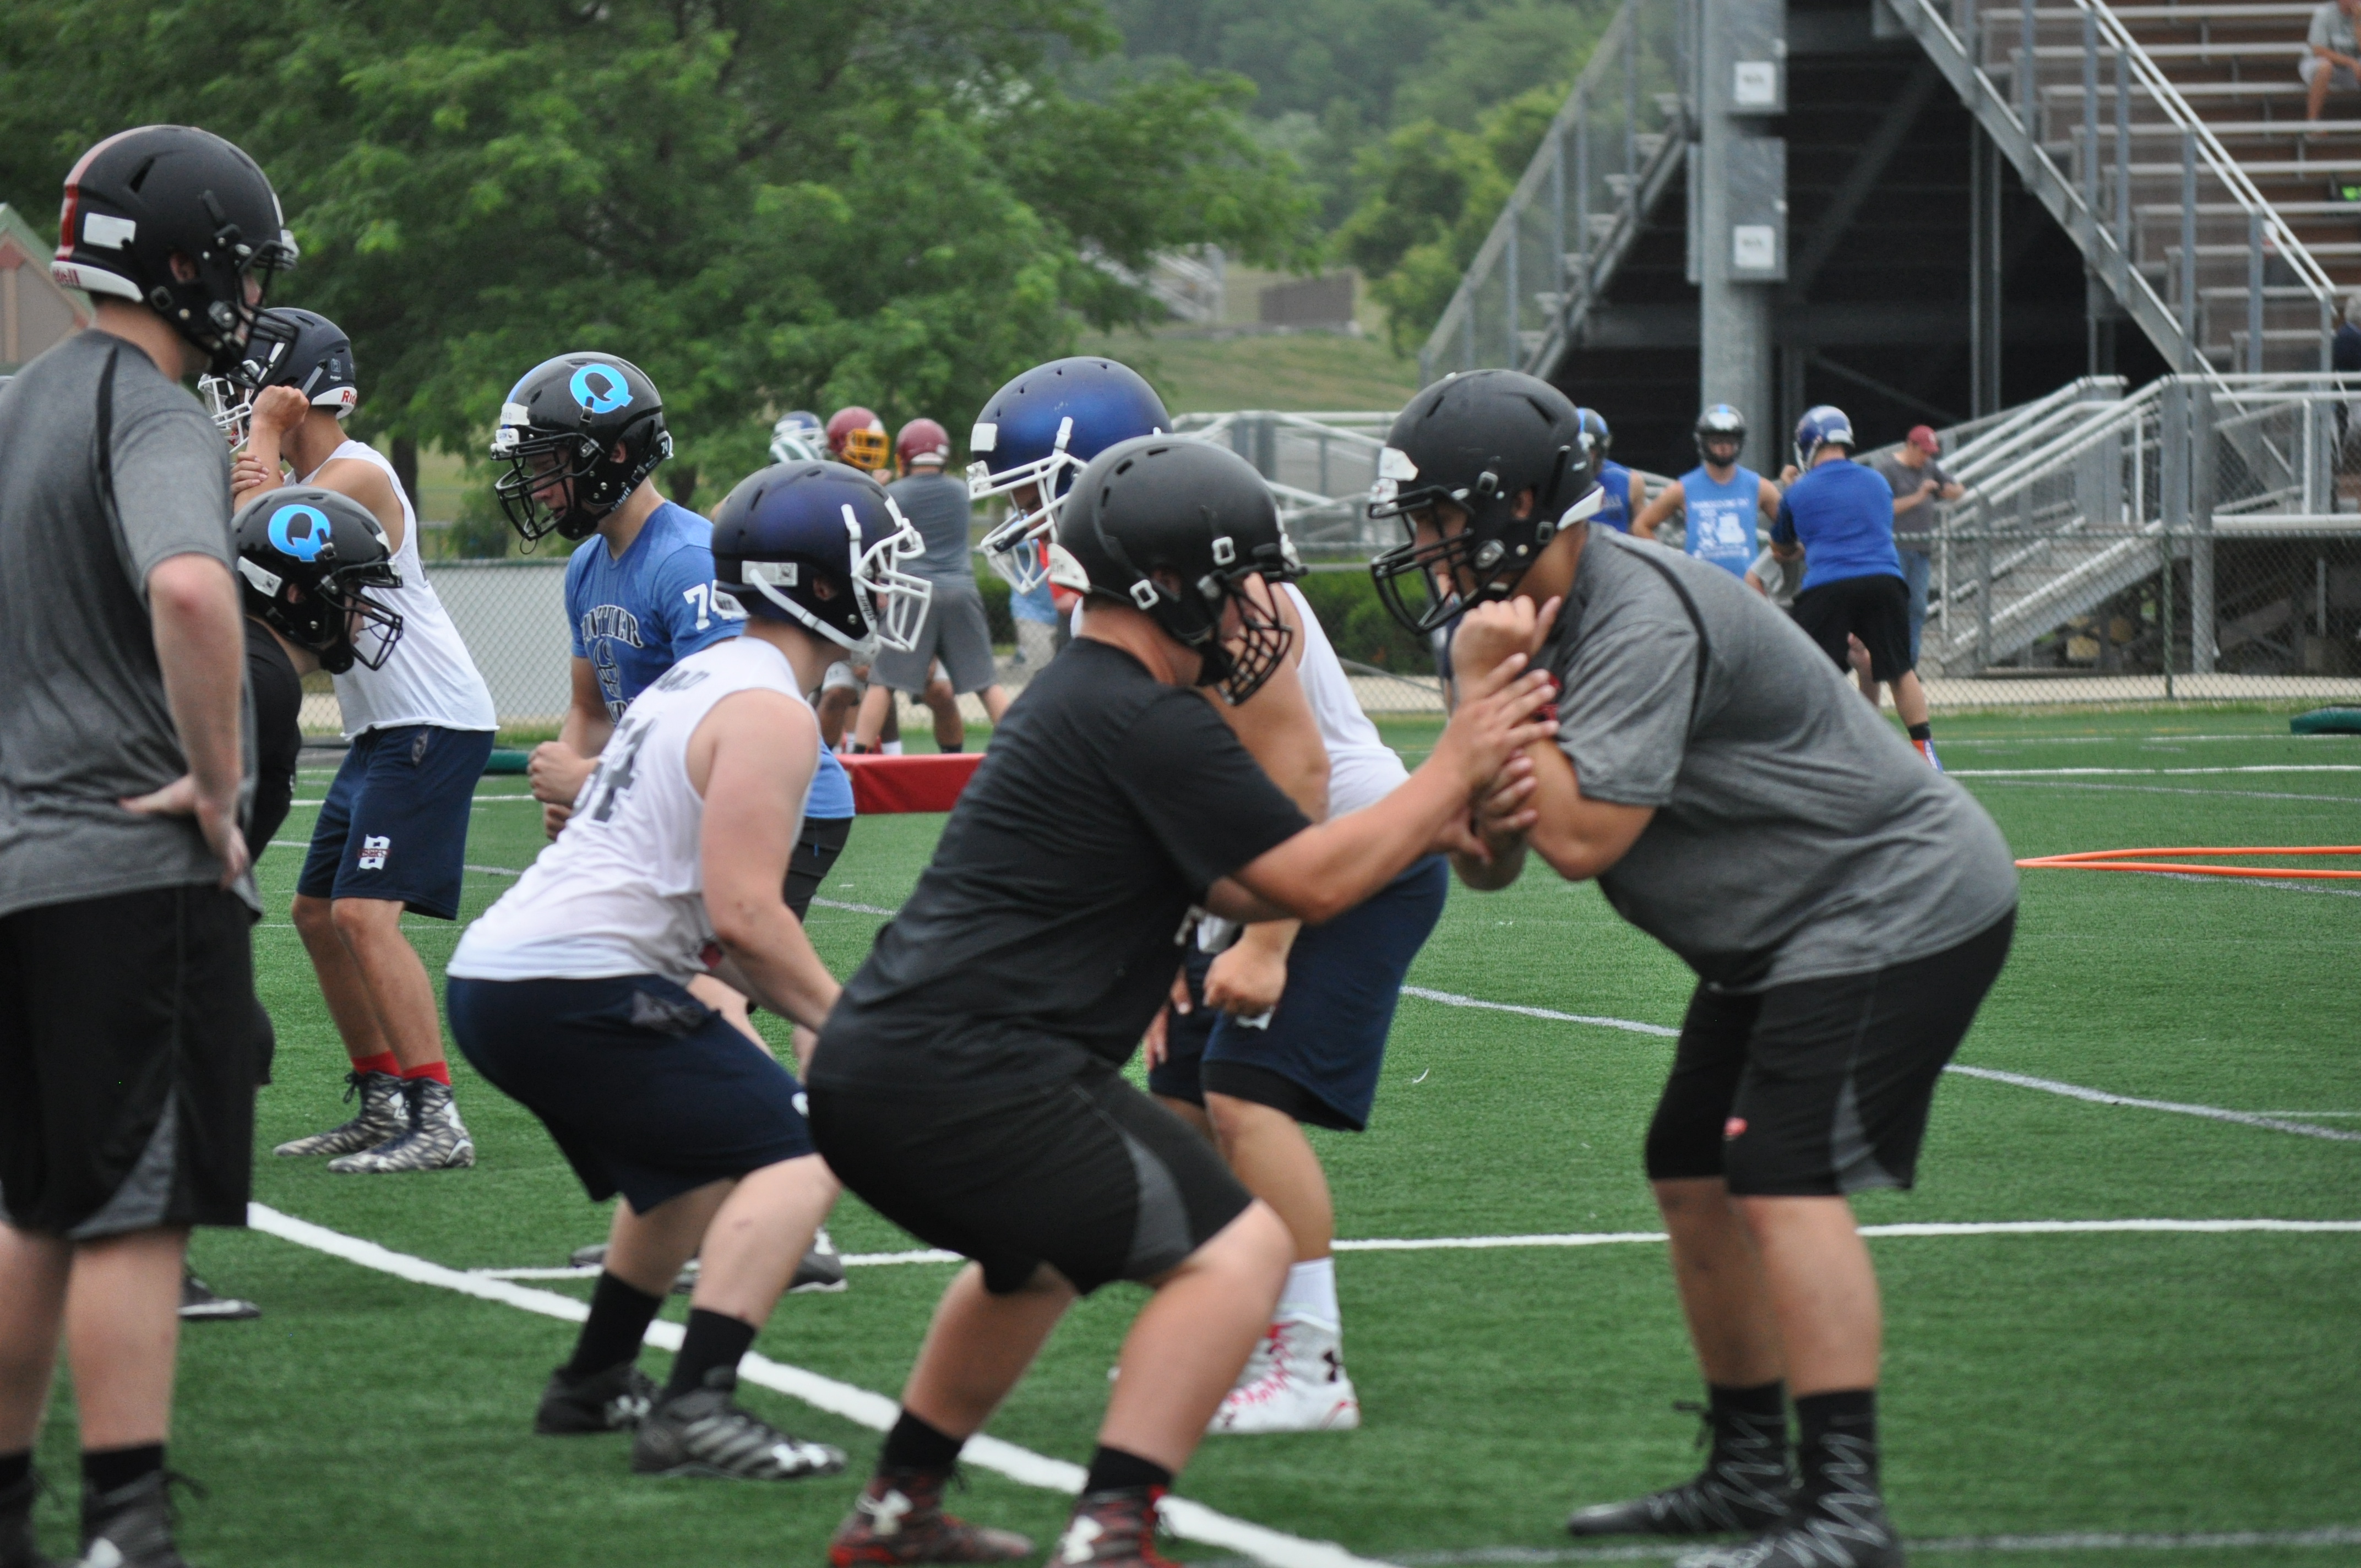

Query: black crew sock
1706;1379;1786;1423
1794;1389;1879;1502
0;1450;30;1494
563;1271;666;1380
879;1409;965;1474
1082;1445;1172;1496
1907;722;1933;743
81;1444;164;1496
663;1308;759;1400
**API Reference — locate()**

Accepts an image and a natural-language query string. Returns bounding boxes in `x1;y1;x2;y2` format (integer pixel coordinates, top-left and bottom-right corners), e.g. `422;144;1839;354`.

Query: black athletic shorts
1791;571;1914;683
0;885;261;1237
808;1059;1253;1296
447;973;815;1213
786;815;853;923
1644;910;2014;1196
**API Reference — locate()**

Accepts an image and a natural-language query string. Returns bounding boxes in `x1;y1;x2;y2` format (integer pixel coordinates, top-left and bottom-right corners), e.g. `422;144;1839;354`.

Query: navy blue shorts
447;974;816;1212
297;725;494;919
1150;856;1449;1132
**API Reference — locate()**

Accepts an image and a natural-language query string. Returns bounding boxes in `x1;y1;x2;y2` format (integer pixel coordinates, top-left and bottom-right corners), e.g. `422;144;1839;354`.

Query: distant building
0;203;94;374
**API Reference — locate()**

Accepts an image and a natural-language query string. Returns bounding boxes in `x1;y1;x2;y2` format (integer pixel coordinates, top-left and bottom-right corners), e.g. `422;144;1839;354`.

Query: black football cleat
630;1370;845;1479
177;1272;259;1321
535;1361;659;1435
79;1471;198;1568
1568;1401;1794;1538
2;1472;56;1568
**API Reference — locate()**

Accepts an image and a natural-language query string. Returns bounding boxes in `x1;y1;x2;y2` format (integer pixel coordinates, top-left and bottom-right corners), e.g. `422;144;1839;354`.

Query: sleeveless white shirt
1067;585;1407;814
307;439;496;737
449;636;814;983
1280;582;1408;815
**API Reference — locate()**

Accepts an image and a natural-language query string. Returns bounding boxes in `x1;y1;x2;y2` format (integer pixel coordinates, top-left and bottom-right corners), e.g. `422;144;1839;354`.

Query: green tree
0;0;1316;545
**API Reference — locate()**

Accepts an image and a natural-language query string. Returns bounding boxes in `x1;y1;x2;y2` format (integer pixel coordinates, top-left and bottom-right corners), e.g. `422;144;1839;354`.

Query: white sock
882;740;904;755
1279;1257;1339;1327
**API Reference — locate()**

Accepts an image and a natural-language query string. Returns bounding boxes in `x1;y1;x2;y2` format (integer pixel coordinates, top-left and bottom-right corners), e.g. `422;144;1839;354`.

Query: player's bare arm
1207;655;1555;925
1631;479;1684;542
687;688;837;1032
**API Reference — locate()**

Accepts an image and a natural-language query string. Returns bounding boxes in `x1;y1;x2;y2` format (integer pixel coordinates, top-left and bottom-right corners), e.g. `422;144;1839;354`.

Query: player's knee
290;894;335;938
328;896;397;943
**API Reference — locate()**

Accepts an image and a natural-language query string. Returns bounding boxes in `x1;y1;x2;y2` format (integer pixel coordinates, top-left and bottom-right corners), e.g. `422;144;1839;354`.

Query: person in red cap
848;419;1011;753
1868;426;1963;669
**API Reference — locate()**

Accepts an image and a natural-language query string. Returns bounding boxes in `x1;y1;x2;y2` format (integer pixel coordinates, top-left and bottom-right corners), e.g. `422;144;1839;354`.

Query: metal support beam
2190;380;2217;673
1699;0;1782;442
1970;123;2003;416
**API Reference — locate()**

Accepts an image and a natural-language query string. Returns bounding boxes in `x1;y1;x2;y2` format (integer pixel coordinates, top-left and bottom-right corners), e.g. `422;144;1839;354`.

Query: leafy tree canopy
0;0;1318;535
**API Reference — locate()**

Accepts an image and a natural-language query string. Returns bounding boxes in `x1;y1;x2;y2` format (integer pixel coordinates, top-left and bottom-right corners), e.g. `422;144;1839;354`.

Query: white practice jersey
308;439;497;738
449;636;814;983
1068;585;1407;813
1280;582;1408;814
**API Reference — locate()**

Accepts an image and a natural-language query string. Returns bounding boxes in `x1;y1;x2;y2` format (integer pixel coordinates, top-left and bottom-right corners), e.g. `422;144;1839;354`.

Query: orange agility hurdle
2014;846;2361;880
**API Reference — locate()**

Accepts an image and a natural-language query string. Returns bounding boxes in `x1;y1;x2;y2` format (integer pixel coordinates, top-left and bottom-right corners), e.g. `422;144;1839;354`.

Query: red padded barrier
840;752;984;814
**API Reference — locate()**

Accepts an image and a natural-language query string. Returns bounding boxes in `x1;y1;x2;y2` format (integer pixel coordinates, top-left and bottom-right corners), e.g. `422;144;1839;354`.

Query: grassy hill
1073;328;1421;415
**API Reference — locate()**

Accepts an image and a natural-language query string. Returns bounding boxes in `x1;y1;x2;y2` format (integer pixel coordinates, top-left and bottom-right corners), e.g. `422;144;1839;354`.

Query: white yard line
1950;765;2361;777
1945;1066;2361;1143
1370;1526;2361;1563
247;1204;1397;1568
1397;987;1679;1038
469;1219;2361;1280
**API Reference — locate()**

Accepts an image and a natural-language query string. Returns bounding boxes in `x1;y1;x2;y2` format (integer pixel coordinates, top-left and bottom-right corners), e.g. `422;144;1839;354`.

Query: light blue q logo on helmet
569;362;632;415
268;504;333;563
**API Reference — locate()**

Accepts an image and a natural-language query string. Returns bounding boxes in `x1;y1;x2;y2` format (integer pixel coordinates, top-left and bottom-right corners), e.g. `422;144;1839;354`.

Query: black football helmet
1050;437;1303;705
710;461;932;661
490;353;671;545
51;126;297;375
1368;370;1601;635
1695;403;1747;465
200;306;357;448
233;486;404;673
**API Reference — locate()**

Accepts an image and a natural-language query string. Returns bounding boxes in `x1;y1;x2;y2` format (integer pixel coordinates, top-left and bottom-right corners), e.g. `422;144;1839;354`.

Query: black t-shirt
812;638;1310;1098
245;619;304;859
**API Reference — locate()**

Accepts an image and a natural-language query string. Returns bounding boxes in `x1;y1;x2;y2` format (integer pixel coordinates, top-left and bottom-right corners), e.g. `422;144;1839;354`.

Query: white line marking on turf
1364;1526;2361;1562
1965;777;2361;804
1397;987;1678;1037
247;1204;1396;1568
1951;765;2361;777
1945;1065;2361;1142
812;896;900;916
2150;870;2361;900
471;1219;2361;1278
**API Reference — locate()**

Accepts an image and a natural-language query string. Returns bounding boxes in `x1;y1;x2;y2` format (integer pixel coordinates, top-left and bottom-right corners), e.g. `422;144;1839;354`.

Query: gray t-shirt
2311;2;2358;57
1870;453;1951;546
1539;530;2016;990
885;471;978;586
0;330;252;918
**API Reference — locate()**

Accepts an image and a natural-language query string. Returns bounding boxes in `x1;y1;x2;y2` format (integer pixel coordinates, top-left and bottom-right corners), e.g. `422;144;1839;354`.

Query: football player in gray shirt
1369;371;2017;1568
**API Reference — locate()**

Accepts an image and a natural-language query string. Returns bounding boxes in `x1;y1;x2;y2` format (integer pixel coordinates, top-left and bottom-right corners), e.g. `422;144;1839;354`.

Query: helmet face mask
1368;371;1600;636
972;417;1085;594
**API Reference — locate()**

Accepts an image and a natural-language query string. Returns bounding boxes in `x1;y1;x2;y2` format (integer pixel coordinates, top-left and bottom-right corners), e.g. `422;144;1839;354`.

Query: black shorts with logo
1644;910;2014;1196
808;1058;1253;1296
0;885;261;1237
1791;570;1914;683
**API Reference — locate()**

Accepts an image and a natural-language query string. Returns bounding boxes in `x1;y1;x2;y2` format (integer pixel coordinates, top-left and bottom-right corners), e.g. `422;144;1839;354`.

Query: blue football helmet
1575;406;1612;459
970;356;1171;593
768;410;826;465
709;460;933;661
1793;405;1856;468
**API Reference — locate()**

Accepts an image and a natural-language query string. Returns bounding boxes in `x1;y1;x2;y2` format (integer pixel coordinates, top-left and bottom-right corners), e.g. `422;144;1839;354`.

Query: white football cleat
1207;1315;1361;1434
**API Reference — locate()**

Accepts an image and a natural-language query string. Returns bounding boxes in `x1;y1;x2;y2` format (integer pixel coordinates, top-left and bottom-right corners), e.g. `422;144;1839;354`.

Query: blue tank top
1593;461;1636;534
1679;465;1761;579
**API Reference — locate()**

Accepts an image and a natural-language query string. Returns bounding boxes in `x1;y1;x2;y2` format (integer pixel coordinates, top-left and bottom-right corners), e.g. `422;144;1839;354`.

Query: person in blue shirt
1576;408;1645;534
1771;405;1940;768
1633;404;1782;579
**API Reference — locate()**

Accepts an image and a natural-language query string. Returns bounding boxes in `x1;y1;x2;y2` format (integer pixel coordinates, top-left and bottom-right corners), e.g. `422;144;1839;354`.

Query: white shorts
2300;55;2360;91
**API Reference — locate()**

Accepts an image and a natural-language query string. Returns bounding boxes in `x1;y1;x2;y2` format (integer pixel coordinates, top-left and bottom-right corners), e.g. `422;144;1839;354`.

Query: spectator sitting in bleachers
2303;0;2361;121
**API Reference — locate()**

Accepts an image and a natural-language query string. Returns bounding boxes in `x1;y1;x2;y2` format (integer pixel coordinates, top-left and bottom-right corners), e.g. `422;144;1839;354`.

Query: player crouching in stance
444;461;930;1480
1370;371;2017;1568
810;438;1557;1568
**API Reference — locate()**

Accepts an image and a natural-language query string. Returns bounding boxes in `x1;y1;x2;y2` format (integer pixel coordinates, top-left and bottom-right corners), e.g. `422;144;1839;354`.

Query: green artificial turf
30;711;2360;1567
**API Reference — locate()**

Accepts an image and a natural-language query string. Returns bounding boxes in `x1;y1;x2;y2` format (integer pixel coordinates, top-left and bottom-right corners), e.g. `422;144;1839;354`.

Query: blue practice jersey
1772;460;1903;592
1678;465;1761;579
567;502;853;819
1592;461;1636;535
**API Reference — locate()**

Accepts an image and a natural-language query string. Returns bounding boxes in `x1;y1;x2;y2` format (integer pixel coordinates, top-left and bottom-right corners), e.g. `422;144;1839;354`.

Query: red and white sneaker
1207;1316;1360;1434
1051;1487;1180;1568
